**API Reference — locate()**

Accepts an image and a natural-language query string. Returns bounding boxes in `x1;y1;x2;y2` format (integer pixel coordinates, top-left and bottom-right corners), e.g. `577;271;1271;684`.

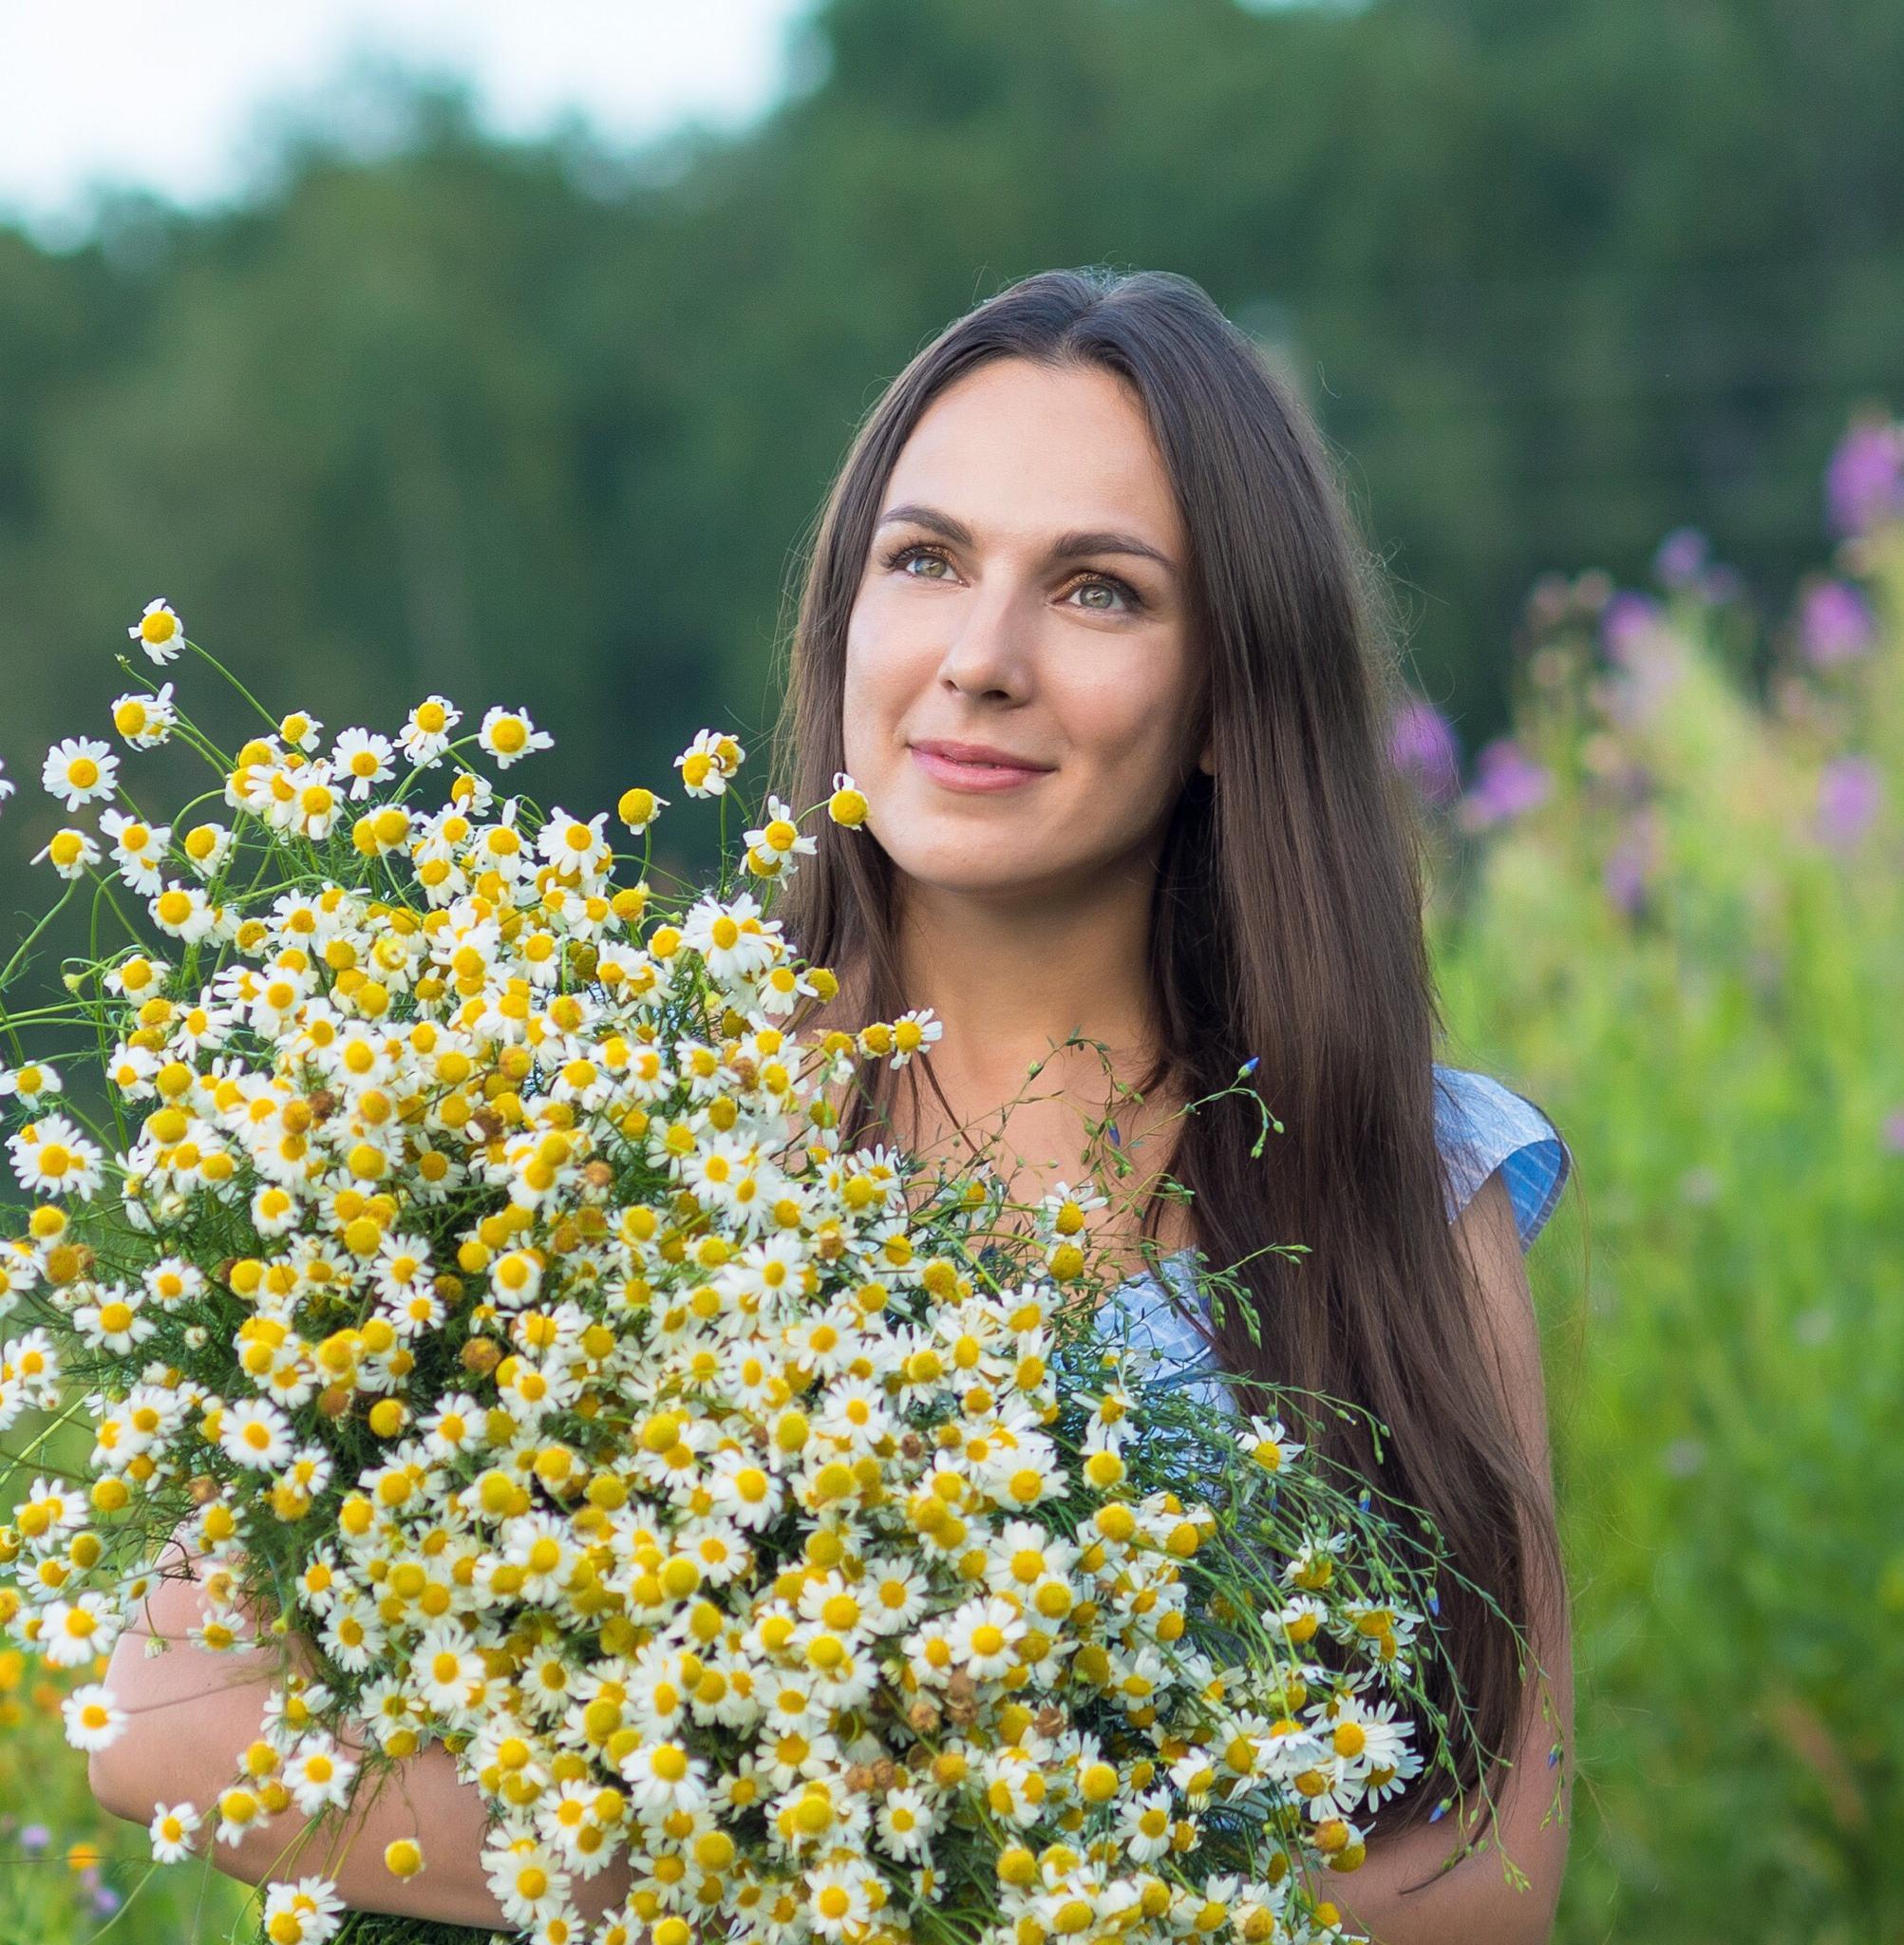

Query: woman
91;265;1575;1944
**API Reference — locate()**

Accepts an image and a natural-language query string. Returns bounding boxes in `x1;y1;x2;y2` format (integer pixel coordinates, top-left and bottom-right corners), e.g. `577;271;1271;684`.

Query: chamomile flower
874;1785;933;1860
219;1398;295;1470
278;709;325;752
826;770;868;825
0;1060;63;1104
949;1596;1023;1681
7;1114;105;1199
42;1592;123;1668
482;1838;573;1929
286;1735;359;1815
537;806;613;880
178;819;235;879
479;705;555;769
1237;1416;1306;1474
62;1682;128;1751
110;680;179;749
73;1282;156;1354
99;808;174;896
127;596;185;664
886;1007;944;1069
42;735;120;812
399;694;462;766
258;1877;345;1945
1117;1789;1175;1864
743;794;817;868
619;1738;708;1817
673;727;744;798
28;825;101;879
330;727;397;800
148;1802;201;1863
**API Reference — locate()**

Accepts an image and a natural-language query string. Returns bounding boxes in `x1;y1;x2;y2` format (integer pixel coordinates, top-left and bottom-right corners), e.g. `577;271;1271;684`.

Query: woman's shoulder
1432;1061;1573;1254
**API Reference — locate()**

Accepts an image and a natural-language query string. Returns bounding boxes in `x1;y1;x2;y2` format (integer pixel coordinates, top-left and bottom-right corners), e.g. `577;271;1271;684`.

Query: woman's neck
796;874;1196;1270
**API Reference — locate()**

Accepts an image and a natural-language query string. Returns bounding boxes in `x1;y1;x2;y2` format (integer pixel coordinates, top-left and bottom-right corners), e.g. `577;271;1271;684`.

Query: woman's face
843;356;1209;905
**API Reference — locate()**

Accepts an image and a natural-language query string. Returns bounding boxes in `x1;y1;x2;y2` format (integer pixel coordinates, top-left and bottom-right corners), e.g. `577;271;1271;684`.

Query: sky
0;0;814;248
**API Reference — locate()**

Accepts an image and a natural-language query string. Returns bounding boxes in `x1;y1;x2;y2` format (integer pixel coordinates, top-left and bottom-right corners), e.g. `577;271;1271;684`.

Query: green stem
184;637;279;733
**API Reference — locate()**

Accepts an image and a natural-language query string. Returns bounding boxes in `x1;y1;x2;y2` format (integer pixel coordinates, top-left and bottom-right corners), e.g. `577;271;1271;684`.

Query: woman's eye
885;542;1141;614
1067;575;1140;614
888;544;954;581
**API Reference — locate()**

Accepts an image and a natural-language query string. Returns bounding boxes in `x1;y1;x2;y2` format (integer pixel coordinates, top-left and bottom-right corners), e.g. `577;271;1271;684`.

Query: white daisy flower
478;705;555;770
42;1592;123;1668
949;1596;1022;1682
743;794;818;864
62;1682;128;1751
147;877;218;943
219;1398;295;1470
286;1735;359;1815
42;735;120;812
109;680;179;749
98;808;174;896
7;1114;105;1200
258;1876;345;1945
0;753;13;809
330;727;397;800
178;819;235;880
481;1837;573;1929
28;825;102;879
1238;1415;1306;1474
875;1784;934;1860
399;694;462;767
127;596;185;665
1117;1788;1175;1863
148;1801;201;1863
143;1256;206;1309
672;727;744;798
536;805;613;879
278;709;325;752
0;1061;63;1104
73;1282;157;1354
617;1738;708;1817
413;1623;487;1720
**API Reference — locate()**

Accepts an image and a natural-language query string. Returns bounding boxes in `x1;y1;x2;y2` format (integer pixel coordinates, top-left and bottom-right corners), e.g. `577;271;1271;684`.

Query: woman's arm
1320;1173;1575;1945
86;1524;631;1929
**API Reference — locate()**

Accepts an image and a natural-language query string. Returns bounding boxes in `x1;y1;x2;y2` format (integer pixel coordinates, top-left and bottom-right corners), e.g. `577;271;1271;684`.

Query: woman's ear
1197;736;1216;777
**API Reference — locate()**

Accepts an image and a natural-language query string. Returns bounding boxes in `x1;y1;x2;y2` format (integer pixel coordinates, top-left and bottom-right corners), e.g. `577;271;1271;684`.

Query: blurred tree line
1;0;1900;936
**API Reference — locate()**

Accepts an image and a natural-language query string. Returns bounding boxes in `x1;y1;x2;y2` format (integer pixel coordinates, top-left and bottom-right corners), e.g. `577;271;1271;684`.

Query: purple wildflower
1882;1109;1904;1154
20;1823;49;1854
1458;737;1552;833
1603;806;1663;916
1600;591;1663;670
1825;419;1904;538
1815;755;1885;851
1652;527;1709;589
1799;578;1876;668
1387;698;1461;804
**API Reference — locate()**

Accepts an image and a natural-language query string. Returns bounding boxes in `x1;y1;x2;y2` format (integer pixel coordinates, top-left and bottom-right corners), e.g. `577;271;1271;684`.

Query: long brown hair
763;265;1567;1837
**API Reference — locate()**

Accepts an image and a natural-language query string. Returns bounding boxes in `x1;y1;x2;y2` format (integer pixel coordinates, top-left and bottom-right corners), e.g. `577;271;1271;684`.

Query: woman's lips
909;746;1051;792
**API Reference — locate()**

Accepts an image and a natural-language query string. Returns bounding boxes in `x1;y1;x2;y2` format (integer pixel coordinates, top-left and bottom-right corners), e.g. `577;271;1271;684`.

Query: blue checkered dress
1096;1063;1573;1406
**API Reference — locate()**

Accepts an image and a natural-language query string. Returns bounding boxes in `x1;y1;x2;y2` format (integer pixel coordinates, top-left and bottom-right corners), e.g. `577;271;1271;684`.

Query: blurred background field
2;3;1901;1940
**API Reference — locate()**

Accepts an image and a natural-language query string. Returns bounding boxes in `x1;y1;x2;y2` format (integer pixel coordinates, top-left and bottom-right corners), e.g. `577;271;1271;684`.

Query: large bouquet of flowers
0;607;1500;1945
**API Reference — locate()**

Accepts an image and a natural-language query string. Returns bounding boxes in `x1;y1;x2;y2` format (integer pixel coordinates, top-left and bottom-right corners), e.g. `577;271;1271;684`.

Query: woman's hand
87;1522;631;1928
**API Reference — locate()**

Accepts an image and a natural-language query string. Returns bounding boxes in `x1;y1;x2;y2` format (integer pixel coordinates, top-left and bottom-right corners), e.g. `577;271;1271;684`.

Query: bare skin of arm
1315;1172;1575;1945
86;1527;632;1930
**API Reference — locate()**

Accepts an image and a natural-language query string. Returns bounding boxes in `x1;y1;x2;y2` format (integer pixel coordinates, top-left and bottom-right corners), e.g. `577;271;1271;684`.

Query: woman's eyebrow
877;502;1178;577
